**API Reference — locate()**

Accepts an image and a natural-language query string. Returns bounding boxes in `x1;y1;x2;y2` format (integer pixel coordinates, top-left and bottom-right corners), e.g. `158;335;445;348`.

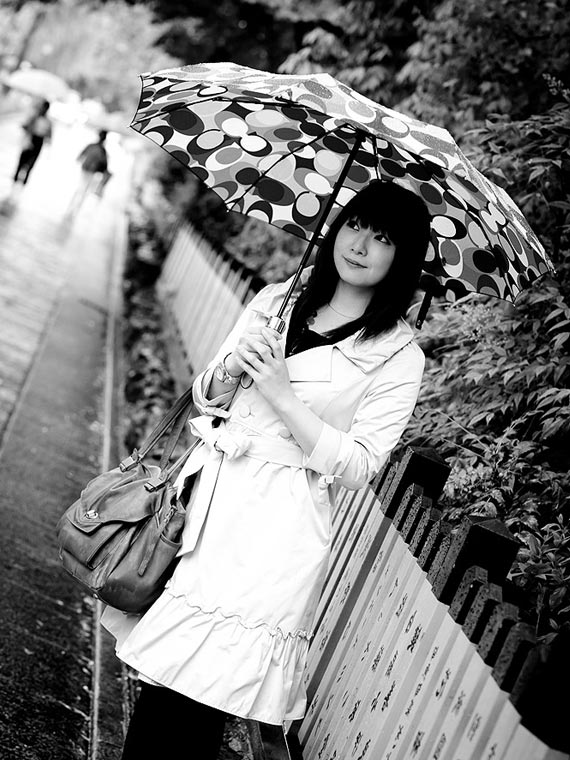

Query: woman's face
333;217;396;289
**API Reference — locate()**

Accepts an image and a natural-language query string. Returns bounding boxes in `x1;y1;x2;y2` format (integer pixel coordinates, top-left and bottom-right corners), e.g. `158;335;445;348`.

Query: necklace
327;302;362;319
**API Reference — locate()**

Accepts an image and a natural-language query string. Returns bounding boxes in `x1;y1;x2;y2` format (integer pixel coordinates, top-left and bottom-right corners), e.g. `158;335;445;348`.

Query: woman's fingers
234;324;283;384
240;336;274;360
235;344;264;370
261;327;283;357
234;353;259;380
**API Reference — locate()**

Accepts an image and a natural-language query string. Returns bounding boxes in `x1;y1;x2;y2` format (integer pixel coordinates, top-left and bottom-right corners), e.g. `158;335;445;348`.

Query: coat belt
173;415;331;556
179;415;305;482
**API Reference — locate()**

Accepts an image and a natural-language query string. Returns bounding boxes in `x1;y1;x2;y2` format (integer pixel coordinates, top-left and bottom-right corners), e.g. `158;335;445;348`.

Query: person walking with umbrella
12;99;52;186
65;130;110;218
101;179;432;759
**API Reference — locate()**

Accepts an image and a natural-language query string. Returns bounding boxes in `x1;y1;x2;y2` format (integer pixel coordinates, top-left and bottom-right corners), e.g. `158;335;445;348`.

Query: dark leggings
14;144;42;184
121;682;227;759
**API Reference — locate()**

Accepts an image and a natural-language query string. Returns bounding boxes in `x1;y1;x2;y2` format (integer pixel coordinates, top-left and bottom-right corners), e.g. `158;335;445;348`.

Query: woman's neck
329;281;373;319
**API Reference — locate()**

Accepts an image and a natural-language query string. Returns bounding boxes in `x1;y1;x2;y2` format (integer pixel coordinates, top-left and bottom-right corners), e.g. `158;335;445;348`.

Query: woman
102;180;431;758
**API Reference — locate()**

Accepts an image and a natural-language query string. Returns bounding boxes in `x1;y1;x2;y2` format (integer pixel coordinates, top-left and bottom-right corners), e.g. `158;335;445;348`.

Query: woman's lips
344;256;366;268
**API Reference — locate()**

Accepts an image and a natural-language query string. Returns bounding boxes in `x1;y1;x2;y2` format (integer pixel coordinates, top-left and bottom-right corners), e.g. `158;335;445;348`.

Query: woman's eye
346;219;359;230
375;232;390;244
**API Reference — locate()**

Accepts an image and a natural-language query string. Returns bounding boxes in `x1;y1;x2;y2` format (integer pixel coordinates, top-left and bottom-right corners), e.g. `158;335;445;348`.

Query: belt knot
189;416;251;460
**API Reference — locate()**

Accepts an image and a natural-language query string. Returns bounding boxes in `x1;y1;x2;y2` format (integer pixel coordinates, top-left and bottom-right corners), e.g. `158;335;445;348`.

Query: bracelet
213;353;241;385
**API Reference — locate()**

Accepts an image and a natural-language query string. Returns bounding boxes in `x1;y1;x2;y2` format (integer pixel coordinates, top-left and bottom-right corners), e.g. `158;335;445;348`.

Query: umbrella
2;67;70;102
130;62;554;327
85;110;132;136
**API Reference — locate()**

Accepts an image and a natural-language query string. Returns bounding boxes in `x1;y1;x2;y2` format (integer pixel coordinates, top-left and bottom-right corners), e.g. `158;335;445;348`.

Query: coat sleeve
302;341;425;490
192;283;278;417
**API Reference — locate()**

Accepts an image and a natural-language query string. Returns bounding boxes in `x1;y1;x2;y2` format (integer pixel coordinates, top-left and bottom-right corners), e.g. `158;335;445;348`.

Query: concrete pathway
0;112;131;759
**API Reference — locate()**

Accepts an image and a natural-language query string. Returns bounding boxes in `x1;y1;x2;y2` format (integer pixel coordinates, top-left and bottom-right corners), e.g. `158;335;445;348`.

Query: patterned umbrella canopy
131;62;554;308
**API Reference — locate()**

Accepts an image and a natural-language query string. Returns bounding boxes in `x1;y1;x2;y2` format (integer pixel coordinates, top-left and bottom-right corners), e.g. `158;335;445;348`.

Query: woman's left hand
233;327;293;402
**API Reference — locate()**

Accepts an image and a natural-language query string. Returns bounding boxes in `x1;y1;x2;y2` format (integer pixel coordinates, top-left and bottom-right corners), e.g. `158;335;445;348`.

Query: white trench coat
101;270;424;725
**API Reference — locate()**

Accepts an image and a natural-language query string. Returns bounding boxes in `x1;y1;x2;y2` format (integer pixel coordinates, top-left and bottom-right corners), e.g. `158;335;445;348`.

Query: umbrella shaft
276;129;366;318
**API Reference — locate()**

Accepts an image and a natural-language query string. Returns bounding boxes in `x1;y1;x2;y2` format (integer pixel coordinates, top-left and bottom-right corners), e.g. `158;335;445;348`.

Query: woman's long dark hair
288;180;431;343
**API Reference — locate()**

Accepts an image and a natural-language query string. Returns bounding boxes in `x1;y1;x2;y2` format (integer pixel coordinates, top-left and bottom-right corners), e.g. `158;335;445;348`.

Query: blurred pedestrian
65;130;109;217
13;99;52;185
101;180;432;759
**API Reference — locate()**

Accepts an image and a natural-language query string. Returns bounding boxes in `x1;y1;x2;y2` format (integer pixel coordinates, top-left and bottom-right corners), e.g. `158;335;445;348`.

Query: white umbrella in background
2;67;70;102
85;110;132;137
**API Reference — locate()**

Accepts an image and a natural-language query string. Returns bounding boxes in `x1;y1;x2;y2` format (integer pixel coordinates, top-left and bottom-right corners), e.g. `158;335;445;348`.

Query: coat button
239;403;251;418
277;426;292;439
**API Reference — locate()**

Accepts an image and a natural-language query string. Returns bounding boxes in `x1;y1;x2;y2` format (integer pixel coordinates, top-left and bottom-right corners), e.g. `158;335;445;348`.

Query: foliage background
2;0;568;640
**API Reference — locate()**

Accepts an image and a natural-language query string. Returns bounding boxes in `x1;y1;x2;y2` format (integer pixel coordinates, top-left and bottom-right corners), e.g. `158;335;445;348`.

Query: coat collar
259;268;417;380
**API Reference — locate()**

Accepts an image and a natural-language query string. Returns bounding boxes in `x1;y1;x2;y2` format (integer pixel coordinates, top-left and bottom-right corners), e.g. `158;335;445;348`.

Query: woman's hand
233;326;294;402
233;325;325;454
222;324;269;376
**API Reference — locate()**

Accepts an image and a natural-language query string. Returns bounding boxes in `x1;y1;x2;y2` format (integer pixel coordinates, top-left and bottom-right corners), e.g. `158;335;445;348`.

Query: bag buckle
144;476;167;493
119;450;140;472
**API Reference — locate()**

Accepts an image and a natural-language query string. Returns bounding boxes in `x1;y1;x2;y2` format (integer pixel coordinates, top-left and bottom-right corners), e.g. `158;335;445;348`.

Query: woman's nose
351;231;370;255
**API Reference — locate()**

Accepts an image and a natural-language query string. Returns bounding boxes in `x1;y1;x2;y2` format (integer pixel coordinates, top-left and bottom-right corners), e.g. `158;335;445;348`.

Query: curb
88;201;130;760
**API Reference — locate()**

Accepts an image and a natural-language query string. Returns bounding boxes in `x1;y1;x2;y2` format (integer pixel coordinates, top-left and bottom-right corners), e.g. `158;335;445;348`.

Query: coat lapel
334;319;416;373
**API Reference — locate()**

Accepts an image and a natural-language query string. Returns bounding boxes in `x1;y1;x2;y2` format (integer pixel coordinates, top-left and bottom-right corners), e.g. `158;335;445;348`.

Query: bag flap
69;463;170;532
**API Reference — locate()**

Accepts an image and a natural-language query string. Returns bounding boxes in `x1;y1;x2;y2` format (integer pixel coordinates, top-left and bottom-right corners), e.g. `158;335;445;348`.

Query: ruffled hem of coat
103;589;311;725
169;592;312;641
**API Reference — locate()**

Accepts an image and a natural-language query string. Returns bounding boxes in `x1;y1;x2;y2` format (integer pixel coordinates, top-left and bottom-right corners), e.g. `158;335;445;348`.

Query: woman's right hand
225;323;280;376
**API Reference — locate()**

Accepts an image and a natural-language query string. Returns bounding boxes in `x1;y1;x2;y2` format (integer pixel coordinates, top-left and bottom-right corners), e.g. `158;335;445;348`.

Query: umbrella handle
265;315;286;334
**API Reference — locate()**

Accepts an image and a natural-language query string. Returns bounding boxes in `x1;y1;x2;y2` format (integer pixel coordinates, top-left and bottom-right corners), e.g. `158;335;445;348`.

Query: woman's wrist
223;352;241;377
213;353;242;387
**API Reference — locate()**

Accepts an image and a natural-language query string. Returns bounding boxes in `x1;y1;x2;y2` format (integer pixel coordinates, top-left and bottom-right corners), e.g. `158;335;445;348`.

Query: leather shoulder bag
56;387;198;614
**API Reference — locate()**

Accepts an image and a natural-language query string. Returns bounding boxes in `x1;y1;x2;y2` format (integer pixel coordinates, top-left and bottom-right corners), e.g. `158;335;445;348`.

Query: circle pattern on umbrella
131;64;554;302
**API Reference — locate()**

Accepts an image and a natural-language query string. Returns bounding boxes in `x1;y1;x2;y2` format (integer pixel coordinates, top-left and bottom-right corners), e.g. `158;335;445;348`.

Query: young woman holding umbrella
102;179;431;759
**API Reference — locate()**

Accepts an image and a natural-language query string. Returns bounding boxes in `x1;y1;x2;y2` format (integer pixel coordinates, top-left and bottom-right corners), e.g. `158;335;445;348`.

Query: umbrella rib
130;92;226;127
372;135;382;182
276;128;367;318
130;93;295;127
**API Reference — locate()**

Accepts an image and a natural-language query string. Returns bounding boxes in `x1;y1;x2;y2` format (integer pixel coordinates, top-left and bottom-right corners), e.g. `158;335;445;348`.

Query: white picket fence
157;223;568;760
158;223;258;375
298;467;565;760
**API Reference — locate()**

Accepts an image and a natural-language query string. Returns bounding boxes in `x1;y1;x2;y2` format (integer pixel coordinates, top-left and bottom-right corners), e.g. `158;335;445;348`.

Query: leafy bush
405;90;570;639
399;0;570;134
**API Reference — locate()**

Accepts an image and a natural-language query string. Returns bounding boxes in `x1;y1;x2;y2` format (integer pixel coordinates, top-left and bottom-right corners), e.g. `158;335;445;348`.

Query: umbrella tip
415;290;433;330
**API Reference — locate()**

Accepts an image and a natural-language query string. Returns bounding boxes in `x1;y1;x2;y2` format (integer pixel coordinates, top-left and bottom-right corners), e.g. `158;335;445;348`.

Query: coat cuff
301;422;351;478
192;367;234;417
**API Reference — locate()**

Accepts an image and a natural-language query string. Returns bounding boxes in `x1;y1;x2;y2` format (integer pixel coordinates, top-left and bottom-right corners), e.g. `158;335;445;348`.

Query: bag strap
120;386;195;473
157;397;195;474
139;386;194;458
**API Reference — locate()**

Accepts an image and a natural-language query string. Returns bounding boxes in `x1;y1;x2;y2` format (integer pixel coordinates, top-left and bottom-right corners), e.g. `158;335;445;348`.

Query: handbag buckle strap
144;476;168;493
119;450;140;472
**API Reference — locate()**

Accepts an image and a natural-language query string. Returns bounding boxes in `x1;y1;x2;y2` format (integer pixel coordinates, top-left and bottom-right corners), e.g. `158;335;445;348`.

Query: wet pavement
0;111;132;759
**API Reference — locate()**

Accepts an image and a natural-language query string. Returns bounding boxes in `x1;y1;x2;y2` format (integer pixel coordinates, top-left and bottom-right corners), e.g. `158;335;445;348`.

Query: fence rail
157;224;569;760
